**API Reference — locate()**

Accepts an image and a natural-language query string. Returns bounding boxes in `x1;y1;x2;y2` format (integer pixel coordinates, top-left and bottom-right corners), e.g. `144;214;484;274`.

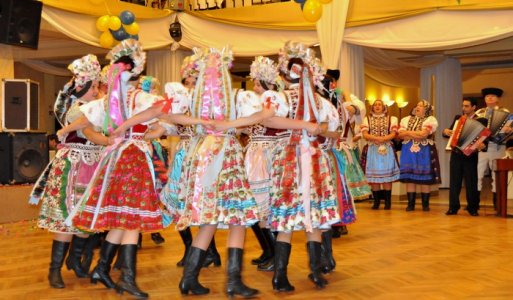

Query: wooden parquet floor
2;191;513;300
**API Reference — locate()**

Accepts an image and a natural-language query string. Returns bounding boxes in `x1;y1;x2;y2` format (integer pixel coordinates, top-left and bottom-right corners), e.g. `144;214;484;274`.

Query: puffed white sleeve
79;98;106;128
261;90;289;117
164;82;190;114
360;116;370;133
319;98;340;132
398;116;410;132
390;116;399;132
422;116;439;134
236;90;262;118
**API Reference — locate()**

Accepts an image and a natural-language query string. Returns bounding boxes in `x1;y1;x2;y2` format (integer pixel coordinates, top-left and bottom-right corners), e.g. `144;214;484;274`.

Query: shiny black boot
65;235;89;278
321;230;336;274
256;228;275;272
272;241;294;292
251;224;273;265
151;232;165;245
179;247;210;295
81;233;101;274
371;190;381;209
406;192;416;211
226;248;259;298
176;227;192;267
383;190;392;210
203;237;221;267
48;240;70;289
115;244;148;299
307;241;328;289
90;240;119;289
421;192;430;211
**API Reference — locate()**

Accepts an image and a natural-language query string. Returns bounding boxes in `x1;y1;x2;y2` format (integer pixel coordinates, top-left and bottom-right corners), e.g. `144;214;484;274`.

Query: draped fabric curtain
316;0;349;69
146;49;189;94
20;60;71;77
420;58;462;188
340;43;365;100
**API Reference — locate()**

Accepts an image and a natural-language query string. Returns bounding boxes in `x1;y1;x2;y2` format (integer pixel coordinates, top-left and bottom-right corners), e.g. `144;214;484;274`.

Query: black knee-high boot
384;190;392;210
371;190;381;209
257;228;275;272
113;233;141;270
203;236;221;267
226;248;259;298
307;241;328;289
179;247;210;295
81;233;101;274
406;192;416;211
90;240;119;289
48;240;70;289
321;230;336;274
421;192;430;211
272;241;294;292
176;227;192;267
251;224;272;265
115;244;148;298
65;235;89;278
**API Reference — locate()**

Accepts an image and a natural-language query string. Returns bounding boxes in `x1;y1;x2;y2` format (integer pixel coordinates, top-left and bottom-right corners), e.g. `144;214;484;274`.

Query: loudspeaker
2;79;40;131
0;132;49;184
0;0;43;49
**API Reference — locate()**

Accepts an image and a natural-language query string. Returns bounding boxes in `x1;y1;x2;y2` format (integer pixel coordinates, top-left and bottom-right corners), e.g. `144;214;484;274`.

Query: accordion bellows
447;116;490;156
487;109;513;144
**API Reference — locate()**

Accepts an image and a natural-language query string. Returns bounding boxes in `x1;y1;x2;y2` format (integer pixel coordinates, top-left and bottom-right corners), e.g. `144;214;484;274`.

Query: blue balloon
110;28;129;41
120;10;135;25
294;0;305;3
129;34;139;41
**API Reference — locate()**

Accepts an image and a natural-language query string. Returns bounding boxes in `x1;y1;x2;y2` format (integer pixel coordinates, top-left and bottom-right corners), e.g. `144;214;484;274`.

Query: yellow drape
41;0;172;18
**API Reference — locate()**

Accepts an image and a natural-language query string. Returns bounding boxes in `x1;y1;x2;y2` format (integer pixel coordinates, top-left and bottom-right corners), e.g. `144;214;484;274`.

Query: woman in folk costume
361;99;400;210
313;65;357;274
57;39;207;298
266;42;341;291
29;54;106;289
160;54;223;269
398;100;441;211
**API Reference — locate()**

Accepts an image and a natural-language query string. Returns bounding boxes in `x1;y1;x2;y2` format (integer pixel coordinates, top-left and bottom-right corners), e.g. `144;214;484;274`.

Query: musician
475;87;509;210
443;98;479;216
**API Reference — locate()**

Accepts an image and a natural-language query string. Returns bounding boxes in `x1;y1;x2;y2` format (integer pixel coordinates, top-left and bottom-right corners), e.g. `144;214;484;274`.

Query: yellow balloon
108;16;121;31
96;15;110;32
318;0;332;3
89;0;104;4
303;0;323;22
99;31;114;48
124;22;139;35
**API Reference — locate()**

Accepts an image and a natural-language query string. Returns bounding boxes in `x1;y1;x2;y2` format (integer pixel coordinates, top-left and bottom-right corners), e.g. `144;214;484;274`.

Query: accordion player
447;115;490;156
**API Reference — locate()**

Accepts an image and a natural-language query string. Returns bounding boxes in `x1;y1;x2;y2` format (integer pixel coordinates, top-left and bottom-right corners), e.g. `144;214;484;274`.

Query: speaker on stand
0;132;49;184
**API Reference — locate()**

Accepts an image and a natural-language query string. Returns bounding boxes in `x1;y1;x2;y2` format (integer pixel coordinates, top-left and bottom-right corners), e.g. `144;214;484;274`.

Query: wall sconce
396;100;409;119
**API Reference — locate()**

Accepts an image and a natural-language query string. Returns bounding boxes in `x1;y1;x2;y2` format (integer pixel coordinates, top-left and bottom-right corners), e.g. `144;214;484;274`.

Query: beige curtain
20;60;70;77
340;42;365;100
146;49;189;93
316;0;349;69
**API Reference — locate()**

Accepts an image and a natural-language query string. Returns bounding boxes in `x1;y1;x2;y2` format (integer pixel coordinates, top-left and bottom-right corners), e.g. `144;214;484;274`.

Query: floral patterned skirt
327;149;357;225
341;147;372;200
35;144;101;233
399;141;441;185
268;142;340;232
172;135;259;231
71;142;163;233
160;146;187;227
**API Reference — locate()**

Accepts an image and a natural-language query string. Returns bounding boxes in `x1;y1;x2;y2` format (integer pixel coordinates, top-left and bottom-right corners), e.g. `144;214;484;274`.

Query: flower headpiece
67;54;101;87
194;46;234;70
250;56;279;87
310;57;326;92
278;41;316;75
106;38;146;76
139;76;160;93
99;65;110;85
180;52;201;79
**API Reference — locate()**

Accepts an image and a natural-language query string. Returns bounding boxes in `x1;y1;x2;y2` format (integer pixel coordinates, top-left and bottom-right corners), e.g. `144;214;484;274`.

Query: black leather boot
179;247;210;295
406;192;416;211
226;248;259;298
90;240;119;289
48;240;70;289
272;241;295;292
151;232;165;245
251;224;272;265
115;244;148;299
176;227;192;267
203;237;221;267
321;230;336;274
307;241;328;289
371;190;381;210
384;190;392;210
257;228;275;272
421;192;430;211
65;235;89;278
81;233;101;274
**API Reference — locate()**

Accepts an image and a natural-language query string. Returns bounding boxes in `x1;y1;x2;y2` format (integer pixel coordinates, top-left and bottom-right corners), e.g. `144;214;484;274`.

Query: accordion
446;115;490;156
486;109;513;144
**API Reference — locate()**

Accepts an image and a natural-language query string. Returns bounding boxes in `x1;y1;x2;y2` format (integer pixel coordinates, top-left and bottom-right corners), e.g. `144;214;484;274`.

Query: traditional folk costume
399;101;441;211
29;54;102;288
360;107;400;209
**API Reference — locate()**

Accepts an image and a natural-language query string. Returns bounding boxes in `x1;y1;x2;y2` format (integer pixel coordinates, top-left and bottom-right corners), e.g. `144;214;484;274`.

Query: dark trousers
449;151;479;212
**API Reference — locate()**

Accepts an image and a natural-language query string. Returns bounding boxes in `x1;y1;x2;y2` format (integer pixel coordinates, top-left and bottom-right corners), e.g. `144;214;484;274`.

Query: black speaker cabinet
0;132;49;184
2;79;40;132
0;0;43;49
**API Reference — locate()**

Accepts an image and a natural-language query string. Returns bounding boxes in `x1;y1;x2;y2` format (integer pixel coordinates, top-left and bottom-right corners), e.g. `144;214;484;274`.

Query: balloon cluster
295;0;332;22
96;10;139;48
